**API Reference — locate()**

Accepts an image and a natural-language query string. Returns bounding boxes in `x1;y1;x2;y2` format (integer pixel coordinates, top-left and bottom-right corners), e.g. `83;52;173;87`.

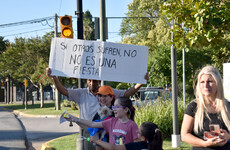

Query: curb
13;110;59;118
41;133;77;150
41;142;53;150
1;107;59;118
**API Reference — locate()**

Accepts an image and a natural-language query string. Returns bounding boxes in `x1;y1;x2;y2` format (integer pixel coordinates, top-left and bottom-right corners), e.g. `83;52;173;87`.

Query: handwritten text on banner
49;38;148;84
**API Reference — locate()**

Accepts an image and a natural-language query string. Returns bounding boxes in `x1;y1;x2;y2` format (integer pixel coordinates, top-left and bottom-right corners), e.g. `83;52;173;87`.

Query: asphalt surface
0;107;79;150
0;107;26;150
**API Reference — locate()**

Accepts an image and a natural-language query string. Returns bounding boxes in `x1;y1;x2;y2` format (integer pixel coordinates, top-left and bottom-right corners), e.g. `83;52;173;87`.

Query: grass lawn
0;101;79;116
163;138;192;150
48;134;192;150
48;134;77;150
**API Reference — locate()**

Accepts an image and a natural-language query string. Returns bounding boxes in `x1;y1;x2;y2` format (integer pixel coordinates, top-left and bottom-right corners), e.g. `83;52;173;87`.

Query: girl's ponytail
148;128;163;150
129;105;135;121
140;122;163;150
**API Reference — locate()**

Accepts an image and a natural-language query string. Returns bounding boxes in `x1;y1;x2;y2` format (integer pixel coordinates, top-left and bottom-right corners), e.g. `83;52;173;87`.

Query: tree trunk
40;84;44;108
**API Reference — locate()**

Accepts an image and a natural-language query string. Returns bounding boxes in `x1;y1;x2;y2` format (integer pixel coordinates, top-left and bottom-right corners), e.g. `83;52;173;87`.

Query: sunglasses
112;105;126;110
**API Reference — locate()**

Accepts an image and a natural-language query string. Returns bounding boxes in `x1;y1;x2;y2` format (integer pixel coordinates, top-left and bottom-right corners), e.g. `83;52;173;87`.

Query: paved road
0;107;79;150
18;116;79;150
0;108;26;150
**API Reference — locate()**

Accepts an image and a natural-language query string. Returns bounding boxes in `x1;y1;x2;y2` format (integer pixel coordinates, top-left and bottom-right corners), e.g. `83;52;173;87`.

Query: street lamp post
170;20;181;148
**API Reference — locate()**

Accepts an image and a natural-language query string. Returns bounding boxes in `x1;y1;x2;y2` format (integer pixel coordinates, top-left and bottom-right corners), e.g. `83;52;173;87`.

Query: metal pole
25;84;27;110
99;0;106;85
10;78;12;103
182;0;186;107
171;20;181;148
76;0;84;88
76;1;84;150
100;0;106;42
54;13;58;37
77;0;83;39
183;48;186;106
54;13;60;110
6;77;10;104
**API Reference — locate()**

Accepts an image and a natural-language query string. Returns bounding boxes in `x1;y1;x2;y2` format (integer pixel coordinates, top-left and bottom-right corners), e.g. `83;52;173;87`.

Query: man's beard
90;86;98;93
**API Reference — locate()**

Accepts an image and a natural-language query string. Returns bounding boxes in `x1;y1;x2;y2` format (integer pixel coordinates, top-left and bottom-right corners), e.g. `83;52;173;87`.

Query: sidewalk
0;107;27;150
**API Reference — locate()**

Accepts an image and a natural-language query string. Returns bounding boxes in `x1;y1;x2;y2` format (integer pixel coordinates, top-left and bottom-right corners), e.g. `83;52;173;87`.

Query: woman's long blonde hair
194;65;230;134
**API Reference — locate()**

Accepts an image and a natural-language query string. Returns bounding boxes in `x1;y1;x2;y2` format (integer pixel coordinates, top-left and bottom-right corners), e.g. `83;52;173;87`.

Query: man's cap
97;85;114;95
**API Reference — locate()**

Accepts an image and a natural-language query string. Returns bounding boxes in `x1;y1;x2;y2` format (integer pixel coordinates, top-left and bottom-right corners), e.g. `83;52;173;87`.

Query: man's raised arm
46;68;68;97
124;72;149;97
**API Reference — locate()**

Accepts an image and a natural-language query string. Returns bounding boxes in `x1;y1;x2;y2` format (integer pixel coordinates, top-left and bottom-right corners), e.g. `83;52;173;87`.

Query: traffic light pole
54;13;60;110
76;0;84;88
6;77;10;104
54;13;58;38
100;0;106;42
24;79;28;110
76;0;83;39
100;0;106;85
25;85;27;110
76;1;84;150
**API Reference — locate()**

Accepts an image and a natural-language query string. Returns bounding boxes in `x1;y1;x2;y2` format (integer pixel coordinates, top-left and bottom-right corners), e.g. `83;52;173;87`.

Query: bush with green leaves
70;101;78;110
61;99;71;107
61;99;78;110
134;99;186;138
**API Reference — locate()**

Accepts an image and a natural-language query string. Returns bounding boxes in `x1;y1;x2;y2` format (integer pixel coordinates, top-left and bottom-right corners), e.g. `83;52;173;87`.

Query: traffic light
60;15;73;38
24;79;28;87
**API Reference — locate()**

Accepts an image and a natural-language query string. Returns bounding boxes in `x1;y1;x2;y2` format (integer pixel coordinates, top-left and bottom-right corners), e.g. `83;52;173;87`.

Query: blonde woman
181;65;230;149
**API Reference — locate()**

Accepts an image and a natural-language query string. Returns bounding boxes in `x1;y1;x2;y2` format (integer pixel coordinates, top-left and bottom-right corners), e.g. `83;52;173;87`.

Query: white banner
49;38;149;84
223;63;230;100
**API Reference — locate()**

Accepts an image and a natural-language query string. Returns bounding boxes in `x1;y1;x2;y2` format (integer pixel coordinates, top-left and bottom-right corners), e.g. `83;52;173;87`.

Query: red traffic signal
60;15;73;38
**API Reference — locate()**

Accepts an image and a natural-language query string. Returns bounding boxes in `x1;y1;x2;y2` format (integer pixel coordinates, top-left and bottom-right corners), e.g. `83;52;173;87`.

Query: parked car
131;87;172;107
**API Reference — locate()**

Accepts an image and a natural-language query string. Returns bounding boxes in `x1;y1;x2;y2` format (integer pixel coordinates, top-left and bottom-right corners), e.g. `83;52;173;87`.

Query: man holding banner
46;68;148;150
47;36;149;150
47;38;149;121
46;67;148;121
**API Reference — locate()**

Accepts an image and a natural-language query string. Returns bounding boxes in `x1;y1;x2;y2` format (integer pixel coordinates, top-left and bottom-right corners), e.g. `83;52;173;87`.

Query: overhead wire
0;16;53;28
0;24;49;34
0;16;140;40
58;0;63;15
0;16;55;37
3;28;51;37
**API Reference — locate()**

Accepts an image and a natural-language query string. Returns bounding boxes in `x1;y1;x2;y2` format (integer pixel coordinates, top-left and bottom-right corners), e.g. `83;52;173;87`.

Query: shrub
70;101;78;110
61;99;70;107
134;99;186;138
61;99;78;110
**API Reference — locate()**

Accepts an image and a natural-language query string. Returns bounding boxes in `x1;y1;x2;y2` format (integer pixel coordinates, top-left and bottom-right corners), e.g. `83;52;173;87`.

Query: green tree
119;0;216;98
160;0;230;80
83;10;95;40
119;0;169;89
160;0;230;49
120;0;162;46
0;33;53;107
0;36;9;53
0;36;9;83
211;35;230;72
